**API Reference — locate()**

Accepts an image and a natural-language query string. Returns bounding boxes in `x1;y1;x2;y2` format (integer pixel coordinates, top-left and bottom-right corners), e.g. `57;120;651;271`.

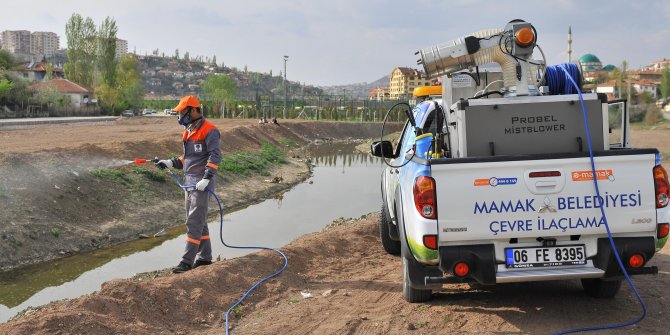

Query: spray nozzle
131;158;159;165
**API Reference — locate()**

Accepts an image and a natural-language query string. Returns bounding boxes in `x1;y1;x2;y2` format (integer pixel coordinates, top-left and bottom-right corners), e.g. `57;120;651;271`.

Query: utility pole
283;55;289;119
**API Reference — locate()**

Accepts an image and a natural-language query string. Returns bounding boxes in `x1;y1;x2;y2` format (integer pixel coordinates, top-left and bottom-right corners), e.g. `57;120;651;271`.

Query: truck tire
402;256;433;303
581;278;622;298
380;202;401;255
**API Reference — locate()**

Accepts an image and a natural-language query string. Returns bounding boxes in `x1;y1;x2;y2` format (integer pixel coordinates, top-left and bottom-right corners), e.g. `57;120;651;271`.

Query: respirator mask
178;108;193;126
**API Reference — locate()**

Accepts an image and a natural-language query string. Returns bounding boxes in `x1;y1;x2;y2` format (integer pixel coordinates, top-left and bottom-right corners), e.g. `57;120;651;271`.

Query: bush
644;107;663;125
629;105;646;123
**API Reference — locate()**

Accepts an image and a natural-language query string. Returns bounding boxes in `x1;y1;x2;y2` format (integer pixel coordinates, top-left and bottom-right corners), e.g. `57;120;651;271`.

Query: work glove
195;178;210;191
154;159;173;170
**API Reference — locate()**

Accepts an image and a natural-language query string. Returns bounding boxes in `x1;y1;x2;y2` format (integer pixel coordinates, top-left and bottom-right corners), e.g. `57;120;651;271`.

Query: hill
319;75;389;99
136;55;324;101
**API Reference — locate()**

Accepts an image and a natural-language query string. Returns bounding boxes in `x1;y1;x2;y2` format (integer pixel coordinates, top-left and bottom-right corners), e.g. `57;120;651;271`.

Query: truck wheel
402;257;433;303
380;202;401;255
581;278;622;298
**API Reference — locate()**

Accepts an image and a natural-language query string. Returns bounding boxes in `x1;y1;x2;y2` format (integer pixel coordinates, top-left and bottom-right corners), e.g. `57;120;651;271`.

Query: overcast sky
1;0;668;86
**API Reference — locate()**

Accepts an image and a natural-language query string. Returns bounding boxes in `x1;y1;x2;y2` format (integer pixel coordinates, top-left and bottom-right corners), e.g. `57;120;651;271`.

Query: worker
155;95;221;273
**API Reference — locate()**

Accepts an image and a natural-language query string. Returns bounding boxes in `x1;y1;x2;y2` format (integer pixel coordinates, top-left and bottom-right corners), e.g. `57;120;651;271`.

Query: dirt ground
1;118;670;334
2;214;670;335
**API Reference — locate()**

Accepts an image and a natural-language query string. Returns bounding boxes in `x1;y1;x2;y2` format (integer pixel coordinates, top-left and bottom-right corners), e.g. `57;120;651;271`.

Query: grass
89;166;169;198
89;168;126;179
278;138;299;148
219;143;286;176
416;304;430;312
629;118;670;130
130;166;167;183
51;227;60;237
231;305;244;319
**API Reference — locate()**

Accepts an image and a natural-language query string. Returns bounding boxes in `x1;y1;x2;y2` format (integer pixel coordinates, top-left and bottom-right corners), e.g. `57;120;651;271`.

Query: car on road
164;108;177;115
120;110;134;117
142;109;156;115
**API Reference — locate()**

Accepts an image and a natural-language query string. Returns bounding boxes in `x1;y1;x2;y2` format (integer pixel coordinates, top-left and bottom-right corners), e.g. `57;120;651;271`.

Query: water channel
0;143;383;322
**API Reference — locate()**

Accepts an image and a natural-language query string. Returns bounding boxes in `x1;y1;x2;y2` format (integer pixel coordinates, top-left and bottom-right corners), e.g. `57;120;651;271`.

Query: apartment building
31;31;59;56
388;67;432;99
115;38;128;59
1;30;31;54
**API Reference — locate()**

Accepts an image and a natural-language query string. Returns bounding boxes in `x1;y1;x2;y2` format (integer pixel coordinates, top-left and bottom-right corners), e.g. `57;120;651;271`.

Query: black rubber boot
193;259;212;268
172;261;192;273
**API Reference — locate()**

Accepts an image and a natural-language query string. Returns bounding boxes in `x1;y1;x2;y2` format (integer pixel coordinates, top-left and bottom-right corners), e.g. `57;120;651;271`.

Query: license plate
505;245;586;268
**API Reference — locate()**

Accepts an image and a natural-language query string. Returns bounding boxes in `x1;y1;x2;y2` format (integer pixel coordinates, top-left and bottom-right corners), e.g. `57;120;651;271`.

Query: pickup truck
373;96;669;303
371;20;669;303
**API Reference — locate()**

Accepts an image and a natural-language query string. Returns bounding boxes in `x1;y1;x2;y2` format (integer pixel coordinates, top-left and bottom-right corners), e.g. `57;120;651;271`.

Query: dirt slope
1;214;669;334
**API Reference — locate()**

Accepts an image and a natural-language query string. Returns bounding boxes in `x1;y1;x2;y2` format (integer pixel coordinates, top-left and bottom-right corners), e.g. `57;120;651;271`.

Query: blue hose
545;63;581;95
553;64;647;334
165;170;288;335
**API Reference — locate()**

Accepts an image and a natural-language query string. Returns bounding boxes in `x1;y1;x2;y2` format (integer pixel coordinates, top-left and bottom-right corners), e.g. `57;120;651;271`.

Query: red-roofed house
645;59;670;71
13;62;64;81
368;87;390;101
33;79;94;107
595;80;617;101
632;79;659;99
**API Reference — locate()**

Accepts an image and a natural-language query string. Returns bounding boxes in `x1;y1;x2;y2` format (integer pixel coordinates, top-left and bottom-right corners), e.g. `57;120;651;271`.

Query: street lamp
283;55;289;119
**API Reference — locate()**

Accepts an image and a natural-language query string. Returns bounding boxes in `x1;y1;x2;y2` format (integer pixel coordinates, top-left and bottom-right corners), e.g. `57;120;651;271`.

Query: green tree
184;51;190;62
212;54;217;65
616;60;628;100
203;73;237;117
64;13;97;87
174;48;179;60
97;55;144;114
98;16;118;87
116;55;144;110
0;50;14;70
33;85;62;107
660;64;670;101
640;92;655;105
0;79;12;98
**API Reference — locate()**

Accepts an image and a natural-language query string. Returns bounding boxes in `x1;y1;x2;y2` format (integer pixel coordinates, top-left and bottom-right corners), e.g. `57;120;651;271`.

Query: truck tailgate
432;151;658;242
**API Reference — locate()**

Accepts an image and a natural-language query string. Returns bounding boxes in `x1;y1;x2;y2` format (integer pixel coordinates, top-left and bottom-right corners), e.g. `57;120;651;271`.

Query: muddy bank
0;119;400;271
3;213;670;334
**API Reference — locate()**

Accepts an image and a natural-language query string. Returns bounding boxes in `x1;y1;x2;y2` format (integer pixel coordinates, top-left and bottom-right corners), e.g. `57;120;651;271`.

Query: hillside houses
136;54;323;101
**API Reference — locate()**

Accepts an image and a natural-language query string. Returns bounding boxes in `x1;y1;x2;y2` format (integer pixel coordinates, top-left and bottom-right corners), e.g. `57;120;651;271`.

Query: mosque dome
579;54;603;72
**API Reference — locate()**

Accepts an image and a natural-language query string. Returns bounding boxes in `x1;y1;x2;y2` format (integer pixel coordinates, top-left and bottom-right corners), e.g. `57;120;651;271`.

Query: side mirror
371;141;395;158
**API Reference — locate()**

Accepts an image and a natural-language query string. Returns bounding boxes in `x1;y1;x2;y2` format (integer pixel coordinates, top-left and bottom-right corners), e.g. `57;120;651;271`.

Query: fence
211;96;412;123
0;104;101;118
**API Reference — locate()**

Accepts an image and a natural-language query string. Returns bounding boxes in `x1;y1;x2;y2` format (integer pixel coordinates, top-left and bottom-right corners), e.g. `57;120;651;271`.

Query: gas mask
178;110;193;126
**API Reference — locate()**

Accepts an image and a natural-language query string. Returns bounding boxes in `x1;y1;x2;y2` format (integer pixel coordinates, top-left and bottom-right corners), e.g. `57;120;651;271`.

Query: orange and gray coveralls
170;117;221;266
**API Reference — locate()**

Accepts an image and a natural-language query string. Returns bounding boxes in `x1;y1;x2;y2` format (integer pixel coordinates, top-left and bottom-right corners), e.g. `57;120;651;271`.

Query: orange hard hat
173;95;200;112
